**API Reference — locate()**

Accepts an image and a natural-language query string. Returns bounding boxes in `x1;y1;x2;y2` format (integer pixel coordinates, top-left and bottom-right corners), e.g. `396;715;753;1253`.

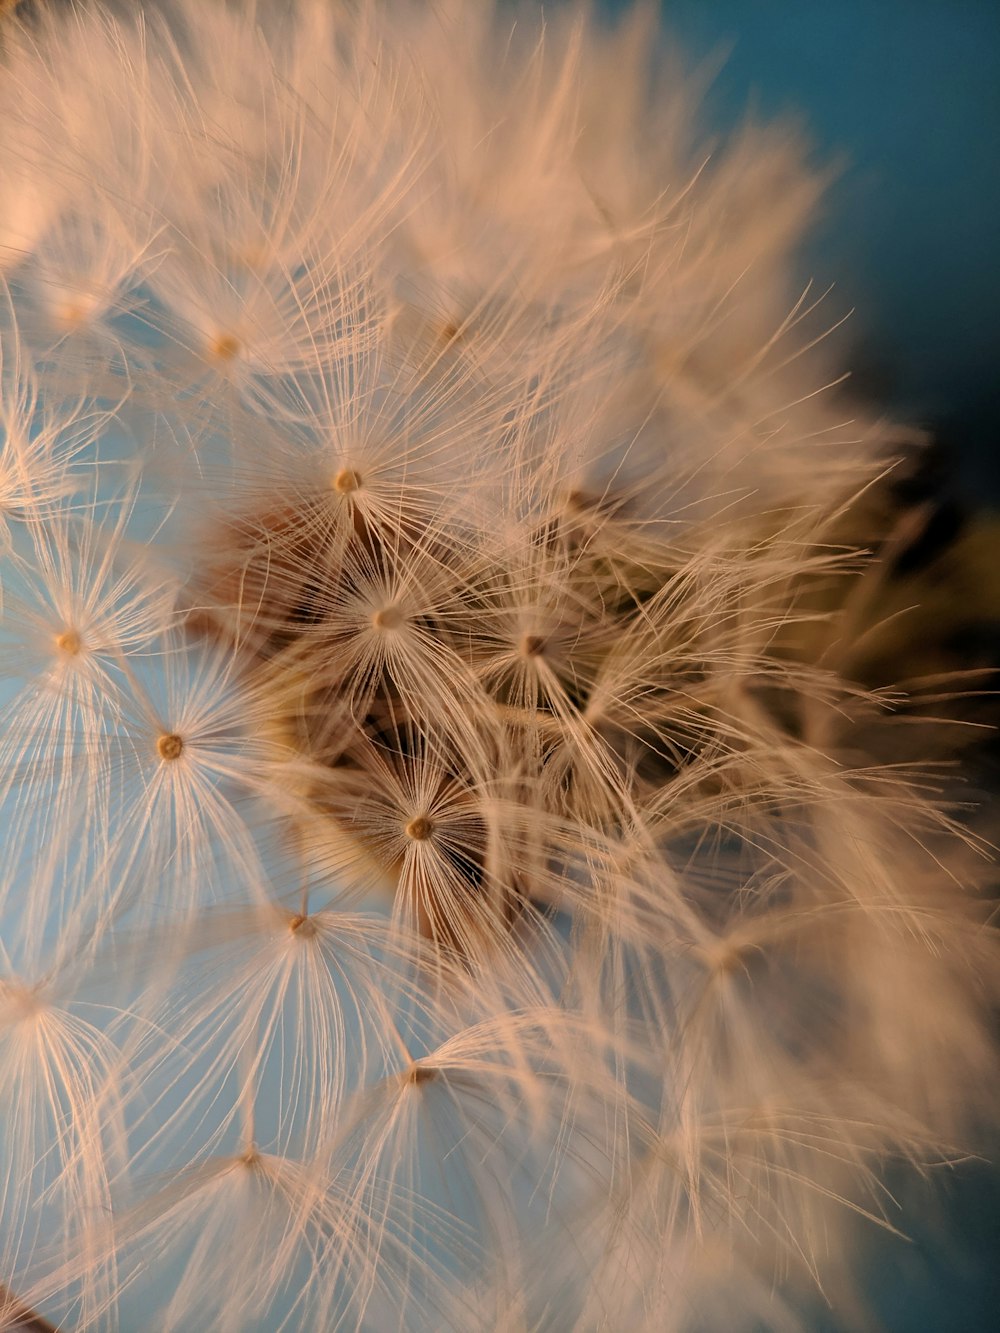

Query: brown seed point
210;332;241;363
405;815;433;842
333;467;362;494
406;1064;439;1086
55;629;82;656
707;941;747;976
372;604;404;631
288;913;317;937
157;732;184;762
57;298;89;331
521;633;546;658
441;321;460;343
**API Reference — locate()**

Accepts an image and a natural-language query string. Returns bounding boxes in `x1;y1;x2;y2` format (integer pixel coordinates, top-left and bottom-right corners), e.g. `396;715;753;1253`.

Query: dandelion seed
333;467;362;495
209;332;241;364
156;731;184;761
372;603;405;631
54;628;82;656
404;815;433;842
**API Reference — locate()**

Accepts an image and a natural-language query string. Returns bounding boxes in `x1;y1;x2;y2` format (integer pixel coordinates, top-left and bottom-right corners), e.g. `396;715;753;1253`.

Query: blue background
613;0;1000;499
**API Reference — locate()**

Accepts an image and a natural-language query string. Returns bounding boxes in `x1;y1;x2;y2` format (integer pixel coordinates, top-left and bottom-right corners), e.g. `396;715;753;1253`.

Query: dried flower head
0;2;997;1330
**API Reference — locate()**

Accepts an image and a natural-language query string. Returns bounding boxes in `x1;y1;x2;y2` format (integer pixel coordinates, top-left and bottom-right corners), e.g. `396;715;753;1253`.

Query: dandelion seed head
55;298;88;331
332;467;362;495
287;912;317;937
405;1063;439;1087
209;332;241;363
54;628;82;656
404;815;434;842
0;977;42;1024
156;731;184;761
372;603;405;631
0;2;995;1329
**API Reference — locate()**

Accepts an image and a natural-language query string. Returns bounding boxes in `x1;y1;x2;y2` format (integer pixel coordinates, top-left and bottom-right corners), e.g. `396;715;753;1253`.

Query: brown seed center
372;604;405;631
55;629;82;656
157;732;184;761
405;815;433;841
57;299;89;330
333;467;362;494
210;332;241;362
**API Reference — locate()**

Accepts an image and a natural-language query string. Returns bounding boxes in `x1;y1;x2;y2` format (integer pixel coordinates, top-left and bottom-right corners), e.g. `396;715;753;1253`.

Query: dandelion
0;1;997;1330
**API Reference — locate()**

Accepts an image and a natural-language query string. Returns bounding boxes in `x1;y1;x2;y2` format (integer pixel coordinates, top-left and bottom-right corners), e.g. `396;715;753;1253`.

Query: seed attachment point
56;297;92;331
405;815;433;841
210;332;241;363
405;1063;439;1086
372;604;405;631
157;732;184;762
55;629;82;656
333;467;362;495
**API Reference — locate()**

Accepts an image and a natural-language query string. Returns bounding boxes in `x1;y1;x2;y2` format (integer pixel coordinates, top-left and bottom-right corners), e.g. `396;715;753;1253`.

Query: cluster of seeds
0;3;997;1330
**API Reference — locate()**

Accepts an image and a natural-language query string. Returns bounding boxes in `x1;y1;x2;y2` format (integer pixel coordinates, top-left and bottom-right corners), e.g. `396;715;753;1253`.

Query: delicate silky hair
0;2;996;1330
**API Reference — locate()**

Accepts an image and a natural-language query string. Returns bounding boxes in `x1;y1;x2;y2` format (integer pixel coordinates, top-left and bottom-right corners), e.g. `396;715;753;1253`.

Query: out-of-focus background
594;0;1000;503
644;0;1000;501
621;4;999;1329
